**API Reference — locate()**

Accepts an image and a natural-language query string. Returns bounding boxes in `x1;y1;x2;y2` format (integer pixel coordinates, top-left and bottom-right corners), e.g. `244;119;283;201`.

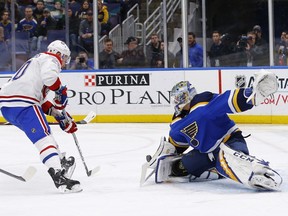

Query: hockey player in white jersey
0;40;81;193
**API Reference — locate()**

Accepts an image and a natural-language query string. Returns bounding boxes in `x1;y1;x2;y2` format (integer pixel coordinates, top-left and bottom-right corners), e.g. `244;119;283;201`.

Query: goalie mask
171;81;197;115
47;40;71;64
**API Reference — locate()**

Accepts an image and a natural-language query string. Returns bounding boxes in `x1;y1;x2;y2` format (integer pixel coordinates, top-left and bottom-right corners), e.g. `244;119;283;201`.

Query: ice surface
0;123;288;216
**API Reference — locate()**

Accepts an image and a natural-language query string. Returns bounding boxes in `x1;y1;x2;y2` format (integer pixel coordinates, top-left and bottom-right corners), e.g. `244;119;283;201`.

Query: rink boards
1;67;288;124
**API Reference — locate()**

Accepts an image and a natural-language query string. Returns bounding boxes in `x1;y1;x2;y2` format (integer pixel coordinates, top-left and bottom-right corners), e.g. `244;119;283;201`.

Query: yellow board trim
1;115;288;124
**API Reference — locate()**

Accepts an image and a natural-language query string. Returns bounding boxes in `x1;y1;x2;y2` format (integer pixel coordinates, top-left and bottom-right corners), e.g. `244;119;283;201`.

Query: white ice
0;123;288;216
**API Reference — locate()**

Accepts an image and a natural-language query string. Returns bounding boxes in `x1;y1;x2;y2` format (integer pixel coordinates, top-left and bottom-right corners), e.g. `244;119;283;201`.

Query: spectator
252;25;269;66
146;33;162;68
118;36;146;68
68;0;81;15
208;30;225;67
245;31;257;66
188;32;203;67
0;10;12;42
33;0;45;24
159;41;175;68
97;0;110;36
36;8;57;51
277;31;288;66
70;51;92;70
173;37;182;68
219;33;238;66
16;6;38;53
50;0;65;29
68;8;80;57
7;0;22;23
79;9;94;54
99;38;121;69
78;0;91;21
0;26;10;70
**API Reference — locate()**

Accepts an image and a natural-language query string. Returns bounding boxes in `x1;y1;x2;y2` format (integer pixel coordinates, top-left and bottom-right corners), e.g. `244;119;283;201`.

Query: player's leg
215;132;282;191
1;106;81;192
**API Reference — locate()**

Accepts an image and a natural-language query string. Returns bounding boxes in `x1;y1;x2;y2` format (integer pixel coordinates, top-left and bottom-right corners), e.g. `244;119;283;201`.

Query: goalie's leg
216;143;282;191
155;149;223;183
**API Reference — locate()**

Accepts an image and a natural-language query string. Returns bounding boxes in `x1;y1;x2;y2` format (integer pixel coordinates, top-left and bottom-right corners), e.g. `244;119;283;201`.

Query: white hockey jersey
0;53;62;107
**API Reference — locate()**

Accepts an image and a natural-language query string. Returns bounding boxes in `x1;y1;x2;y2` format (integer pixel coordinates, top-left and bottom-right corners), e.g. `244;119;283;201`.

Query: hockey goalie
140;69;282;191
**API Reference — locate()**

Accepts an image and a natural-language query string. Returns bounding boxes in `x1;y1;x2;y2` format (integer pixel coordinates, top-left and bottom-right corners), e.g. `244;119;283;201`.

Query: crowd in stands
0;1;288;70
0;0;140;70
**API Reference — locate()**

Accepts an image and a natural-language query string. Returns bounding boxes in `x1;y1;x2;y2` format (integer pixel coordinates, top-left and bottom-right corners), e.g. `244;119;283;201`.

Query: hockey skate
61;156;76;178
248;166;282;191
48;168;82;193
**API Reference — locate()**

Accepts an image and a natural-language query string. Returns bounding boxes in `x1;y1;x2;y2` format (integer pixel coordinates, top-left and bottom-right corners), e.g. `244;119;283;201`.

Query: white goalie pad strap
247;69;278;105
219;143;282;190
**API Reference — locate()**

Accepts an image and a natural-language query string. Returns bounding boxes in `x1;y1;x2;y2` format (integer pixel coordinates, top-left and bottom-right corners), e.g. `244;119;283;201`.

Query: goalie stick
63;109;100;177
0;166;37;182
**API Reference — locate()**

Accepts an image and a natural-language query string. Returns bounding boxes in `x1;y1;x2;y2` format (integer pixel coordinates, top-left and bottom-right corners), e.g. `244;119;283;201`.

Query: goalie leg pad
216;143;282;190
146;136;176;169
155;154;180;183
140;137;176;186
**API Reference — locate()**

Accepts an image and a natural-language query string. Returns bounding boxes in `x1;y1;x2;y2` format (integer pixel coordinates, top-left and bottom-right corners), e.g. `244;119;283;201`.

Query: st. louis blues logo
235;75;246;88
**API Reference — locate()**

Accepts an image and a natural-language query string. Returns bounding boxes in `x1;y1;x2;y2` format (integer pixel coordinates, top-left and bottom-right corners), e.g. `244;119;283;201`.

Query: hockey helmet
170;81;197;114
47;40;71;64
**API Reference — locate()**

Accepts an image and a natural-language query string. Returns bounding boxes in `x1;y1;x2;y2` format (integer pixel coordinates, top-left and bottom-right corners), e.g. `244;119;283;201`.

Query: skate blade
58;184;83;193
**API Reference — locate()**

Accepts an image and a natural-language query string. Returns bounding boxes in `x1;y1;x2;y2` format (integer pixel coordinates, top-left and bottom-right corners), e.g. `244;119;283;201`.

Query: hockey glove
54;85;68;110
55;111;78;134
41;101;61;116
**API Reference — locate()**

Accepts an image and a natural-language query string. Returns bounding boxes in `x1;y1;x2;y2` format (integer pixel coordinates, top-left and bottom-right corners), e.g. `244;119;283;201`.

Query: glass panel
206;0;270;67
2;0;288;71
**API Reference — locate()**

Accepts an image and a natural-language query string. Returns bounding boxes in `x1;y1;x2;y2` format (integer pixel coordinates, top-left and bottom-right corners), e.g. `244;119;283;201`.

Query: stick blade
77;111;97;124
22;166;37;182
87;166;101;177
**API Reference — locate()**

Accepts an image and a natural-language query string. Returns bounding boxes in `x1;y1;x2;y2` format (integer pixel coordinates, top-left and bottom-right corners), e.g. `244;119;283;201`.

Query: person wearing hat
252;25;269;66
36;7;57;51
33;0;45;24
118;36;146;68
79;9;95;54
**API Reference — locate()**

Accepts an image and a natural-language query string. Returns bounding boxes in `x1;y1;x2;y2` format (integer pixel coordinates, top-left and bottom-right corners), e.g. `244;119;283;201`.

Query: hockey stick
63;109;100;177
76;111;96;124
0;166;37;182
0;111;97;126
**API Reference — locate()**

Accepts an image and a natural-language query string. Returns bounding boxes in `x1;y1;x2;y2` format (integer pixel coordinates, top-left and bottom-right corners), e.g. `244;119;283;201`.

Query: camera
177;37;182;43
79;57;85;63
238;36;251;49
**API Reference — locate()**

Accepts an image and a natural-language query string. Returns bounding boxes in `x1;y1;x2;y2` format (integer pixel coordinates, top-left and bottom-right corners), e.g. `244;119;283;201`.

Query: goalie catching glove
247;69;278;106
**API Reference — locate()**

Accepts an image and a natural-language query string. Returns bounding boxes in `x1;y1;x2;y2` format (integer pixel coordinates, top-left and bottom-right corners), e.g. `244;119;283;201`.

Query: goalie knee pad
216;143;282;191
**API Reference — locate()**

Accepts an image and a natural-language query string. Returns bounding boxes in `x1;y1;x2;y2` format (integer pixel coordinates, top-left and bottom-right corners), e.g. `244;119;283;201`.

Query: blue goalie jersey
169;88;254;153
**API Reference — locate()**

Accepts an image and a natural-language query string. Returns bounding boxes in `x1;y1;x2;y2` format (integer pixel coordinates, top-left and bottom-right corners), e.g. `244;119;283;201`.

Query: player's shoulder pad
190;91;215;107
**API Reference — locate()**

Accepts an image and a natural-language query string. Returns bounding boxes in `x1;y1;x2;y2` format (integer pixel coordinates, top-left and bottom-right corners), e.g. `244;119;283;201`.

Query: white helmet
47;40;71;64
171;81;197;115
